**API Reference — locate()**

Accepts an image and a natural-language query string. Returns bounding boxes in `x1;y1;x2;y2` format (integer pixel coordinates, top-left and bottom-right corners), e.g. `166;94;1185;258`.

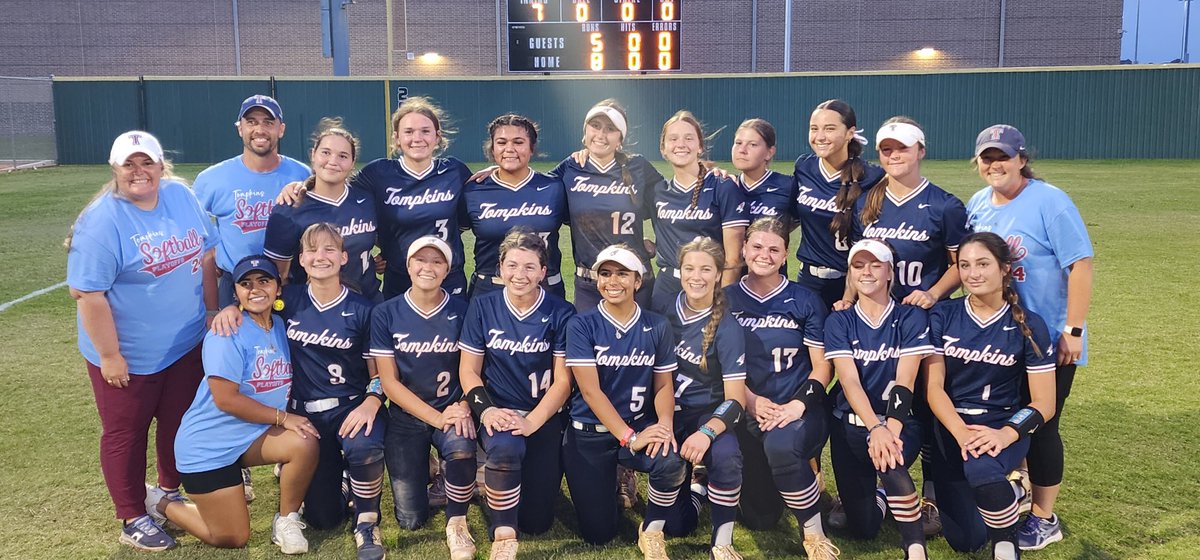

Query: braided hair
678;236;727;373
815;99;868;243
960;232;1043;358
660;110;718;209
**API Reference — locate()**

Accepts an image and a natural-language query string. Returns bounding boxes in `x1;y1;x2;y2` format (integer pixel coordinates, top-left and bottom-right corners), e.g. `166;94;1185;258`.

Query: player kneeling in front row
459;229;576;559
924;232;1056;560
370;236;479;560
563;244;688;560
161;257;319;554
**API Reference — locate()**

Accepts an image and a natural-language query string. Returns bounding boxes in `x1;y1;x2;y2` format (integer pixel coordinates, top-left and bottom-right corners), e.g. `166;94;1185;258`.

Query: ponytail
829;139;866;241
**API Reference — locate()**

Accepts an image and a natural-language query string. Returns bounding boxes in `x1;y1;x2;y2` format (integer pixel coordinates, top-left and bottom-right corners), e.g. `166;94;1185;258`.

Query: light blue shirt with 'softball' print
966;179;1093;364
193;155;311;272
67;180;217;374
175;316;292;473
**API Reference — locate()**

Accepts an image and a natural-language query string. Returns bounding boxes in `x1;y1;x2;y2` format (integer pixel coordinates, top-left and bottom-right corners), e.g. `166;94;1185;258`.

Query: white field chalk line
0;281;67;313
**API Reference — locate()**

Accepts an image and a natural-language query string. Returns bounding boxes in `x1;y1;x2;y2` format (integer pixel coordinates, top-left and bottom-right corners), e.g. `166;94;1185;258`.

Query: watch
1063;325;1083;337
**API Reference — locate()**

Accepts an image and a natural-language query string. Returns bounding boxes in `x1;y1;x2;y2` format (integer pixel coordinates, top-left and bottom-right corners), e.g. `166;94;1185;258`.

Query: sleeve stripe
457;342;484;355
552;351;566;357
722;219;751;227
933;348;945;355
803;338;824;348
1027;364;1056;374
262;249;292;260
368;349;392;357
722;372;747;381
654;362;677;372
824;350;853;359
900;345;935;356
565;359;595;366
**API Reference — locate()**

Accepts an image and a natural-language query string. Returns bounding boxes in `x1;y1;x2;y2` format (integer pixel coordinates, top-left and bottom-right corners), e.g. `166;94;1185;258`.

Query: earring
273;298;285;312
238;304;244;312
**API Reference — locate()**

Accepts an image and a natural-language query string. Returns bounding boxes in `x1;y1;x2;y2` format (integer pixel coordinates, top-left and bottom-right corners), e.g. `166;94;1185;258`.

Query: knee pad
485;435;525;470
761;429;802;469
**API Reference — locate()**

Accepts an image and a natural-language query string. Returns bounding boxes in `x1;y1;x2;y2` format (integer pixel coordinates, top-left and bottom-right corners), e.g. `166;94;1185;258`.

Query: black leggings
1027;363;1076;487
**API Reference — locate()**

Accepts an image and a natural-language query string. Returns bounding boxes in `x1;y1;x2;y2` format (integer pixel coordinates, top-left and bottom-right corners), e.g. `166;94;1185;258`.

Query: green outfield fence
53;65;1200;165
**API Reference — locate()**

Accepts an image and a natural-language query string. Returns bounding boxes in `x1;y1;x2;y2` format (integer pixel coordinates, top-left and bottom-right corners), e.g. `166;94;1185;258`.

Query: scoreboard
508;0;681;73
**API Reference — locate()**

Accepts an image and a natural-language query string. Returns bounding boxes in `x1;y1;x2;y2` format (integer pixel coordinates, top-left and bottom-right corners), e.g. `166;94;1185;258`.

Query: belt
292;394;361;414
660;266;681;279
576;266;594;281
572;412;644;433
800;262;845;280
846;412;883;428
955;407;988;416
476;273;563;286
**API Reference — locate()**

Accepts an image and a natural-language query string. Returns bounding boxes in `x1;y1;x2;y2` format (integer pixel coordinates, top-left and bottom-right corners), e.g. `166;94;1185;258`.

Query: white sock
356;512;378;525
713;521;734;546
803;513;826;538
994;541;1018;560
906;543;927;560
644;519;665;532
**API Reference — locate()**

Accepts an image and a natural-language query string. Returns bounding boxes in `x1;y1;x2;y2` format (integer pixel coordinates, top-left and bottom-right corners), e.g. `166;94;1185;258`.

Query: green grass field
1;160;1198;560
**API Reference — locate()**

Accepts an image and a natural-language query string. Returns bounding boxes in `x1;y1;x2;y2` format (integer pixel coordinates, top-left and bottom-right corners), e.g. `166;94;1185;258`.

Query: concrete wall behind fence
53;65;1200;165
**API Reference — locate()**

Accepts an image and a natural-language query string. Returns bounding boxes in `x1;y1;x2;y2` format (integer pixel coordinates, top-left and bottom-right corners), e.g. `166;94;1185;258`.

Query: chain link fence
0;76;57;171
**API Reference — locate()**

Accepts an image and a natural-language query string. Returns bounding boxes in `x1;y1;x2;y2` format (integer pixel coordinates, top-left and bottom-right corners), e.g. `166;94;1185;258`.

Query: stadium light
915;47;938;59
419;52;443;64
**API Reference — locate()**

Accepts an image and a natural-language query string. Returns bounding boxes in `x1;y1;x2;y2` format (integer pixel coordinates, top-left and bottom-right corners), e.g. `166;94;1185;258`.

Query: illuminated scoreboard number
508;0;681;73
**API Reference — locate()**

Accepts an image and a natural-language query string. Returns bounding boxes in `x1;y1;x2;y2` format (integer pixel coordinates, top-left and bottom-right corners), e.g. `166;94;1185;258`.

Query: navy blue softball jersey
824;300;934;417
368;289;467;411
725;278;827;403
458;288;576;411
564;303;676;424
281;284;374;401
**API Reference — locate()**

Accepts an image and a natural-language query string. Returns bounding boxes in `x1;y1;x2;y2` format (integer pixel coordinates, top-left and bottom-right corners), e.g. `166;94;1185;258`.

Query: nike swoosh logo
643;326;653;332
765;188;778;193
437;167;448;175
541;316;550;322
702;188;713;192
536;185;551;191
447;315;459;320
341;311;355;317
918;203;931;209
357;198;367;204
1003;326;1017;331
784;298;795;303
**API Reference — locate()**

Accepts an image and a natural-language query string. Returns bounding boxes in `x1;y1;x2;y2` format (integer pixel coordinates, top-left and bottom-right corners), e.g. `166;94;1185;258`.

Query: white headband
584;106;628;139
875;122;926;148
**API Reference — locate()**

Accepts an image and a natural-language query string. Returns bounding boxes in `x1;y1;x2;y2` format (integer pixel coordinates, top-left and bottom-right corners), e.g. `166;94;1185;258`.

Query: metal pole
750;0;758;72
496;0;503;75
1134;0;1141;63
386;0;393;75
1184;0;1192;63
783;0;792;72
332;0;351;75
231;0;242;75
998;0;1007;67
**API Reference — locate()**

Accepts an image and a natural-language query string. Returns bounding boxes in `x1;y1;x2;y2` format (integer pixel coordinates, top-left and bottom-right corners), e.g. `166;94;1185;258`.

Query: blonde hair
498;227;548;268
678;236;727;373
64;158;184;250
390;96;455;157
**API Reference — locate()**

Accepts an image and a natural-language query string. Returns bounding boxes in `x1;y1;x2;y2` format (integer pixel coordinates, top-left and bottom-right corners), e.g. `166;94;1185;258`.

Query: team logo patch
231;189;271;233
249;345;292;393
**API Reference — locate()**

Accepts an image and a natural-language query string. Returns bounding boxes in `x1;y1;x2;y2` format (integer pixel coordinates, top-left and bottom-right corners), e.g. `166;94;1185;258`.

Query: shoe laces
447;521;474;548
491;539;518;559
277;514;307;536
129;515;163;536
639;529;668;559
804;535;841;560
711;544;743;560
356;524;381;547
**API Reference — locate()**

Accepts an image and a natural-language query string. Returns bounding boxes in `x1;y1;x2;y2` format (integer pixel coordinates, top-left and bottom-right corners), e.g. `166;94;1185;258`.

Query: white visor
584;106;628;139
407;235;453;264
875;122;926;149
592;245;645;275
847;239;894;267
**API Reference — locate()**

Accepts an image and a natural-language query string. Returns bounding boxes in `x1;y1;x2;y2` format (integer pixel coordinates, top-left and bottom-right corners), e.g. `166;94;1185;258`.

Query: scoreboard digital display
508;1;681;73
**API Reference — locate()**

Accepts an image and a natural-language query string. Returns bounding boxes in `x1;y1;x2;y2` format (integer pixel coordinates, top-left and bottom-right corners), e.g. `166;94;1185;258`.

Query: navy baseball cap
238;94;283;122
974;124;1025;157
232;255;280;282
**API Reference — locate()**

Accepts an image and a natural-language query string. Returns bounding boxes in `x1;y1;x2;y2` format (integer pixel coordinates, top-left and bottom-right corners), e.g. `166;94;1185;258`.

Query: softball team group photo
67;92;1092;560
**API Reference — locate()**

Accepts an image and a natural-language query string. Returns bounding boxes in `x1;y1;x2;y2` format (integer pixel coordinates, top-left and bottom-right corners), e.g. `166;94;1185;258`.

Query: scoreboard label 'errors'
508;0;681;73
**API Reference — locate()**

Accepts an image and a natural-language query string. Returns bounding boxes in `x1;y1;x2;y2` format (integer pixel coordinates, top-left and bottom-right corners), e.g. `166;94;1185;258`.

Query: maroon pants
87;344;203;519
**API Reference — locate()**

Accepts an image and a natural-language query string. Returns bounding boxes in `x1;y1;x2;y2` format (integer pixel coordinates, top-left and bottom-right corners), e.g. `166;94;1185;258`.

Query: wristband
710;399;744;432
794;378;826;411
698;425;718;441
886;386;914;421
466;386;495;419
1004;407;1045;440
619;427;636;447
866;421;889;444
1063;325;1083;337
